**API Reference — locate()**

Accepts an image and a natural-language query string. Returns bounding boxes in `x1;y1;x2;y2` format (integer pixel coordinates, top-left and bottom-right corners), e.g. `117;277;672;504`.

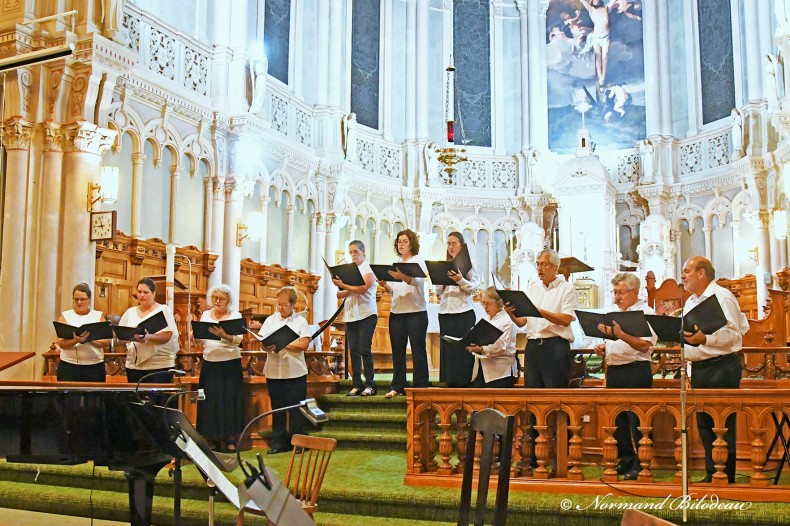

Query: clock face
90;211;116;241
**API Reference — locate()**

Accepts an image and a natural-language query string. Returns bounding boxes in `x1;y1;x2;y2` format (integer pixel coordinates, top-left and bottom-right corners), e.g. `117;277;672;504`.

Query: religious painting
545;0;646;153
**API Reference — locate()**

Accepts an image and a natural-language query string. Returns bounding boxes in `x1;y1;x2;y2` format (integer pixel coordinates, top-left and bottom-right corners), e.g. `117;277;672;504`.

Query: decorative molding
1;117;33;150
61;121;117;155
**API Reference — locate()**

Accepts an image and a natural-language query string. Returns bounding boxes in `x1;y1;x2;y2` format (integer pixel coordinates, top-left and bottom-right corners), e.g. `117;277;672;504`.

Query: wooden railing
405;387;790;501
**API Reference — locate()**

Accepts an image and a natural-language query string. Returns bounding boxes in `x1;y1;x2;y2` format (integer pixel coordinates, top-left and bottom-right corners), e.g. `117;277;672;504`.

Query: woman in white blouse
54;283;111;382
119;277;180;384
333;240;378;396
196;284;244;453
437;232;479;387
466;288;518;388
379;229;429;398
259;286;312;454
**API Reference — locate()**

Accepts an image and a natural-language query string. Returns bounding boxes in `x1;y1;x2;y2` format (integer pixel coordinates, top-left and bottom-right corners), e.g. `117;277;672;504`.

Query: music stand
767;412;790;485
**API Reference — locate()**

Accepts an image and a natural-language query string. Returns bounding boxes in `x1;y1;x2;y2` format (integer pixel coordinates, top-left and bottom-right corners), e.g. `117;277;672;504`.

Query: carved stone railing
405;387;790;500
266;83;316;147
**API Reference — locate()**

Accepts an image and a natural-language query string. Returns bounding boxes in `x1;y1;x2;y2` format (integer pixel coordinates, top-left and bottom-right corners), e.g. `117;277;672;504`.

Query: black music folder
192;318;247;340
426;244;473;286
497;290;543;319
370;263;427;282
53;320;113;342
322;257;366;286
246;325;301;353
645;295;728;345
576;310;653;341
441;319;504;348
112;311;169;341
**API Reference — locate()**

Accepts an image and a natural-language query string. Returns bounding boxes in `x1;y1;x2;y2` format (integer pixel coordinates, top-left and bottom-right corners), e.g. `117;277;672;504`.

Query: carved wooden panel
717;274;758;319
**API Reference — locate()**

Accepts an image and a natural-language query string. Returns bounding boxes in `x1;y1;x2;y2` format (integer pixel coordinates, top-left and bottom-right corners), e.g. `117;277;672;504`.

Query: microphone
134;368;186;403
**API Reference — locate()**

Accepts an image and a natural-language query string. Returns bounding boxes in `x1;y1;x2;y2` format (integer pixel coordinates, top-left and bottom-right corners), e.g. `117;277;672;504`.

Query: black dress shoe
622;470;639;481
267;447;290;455
696;474;713;483
614;462;626;474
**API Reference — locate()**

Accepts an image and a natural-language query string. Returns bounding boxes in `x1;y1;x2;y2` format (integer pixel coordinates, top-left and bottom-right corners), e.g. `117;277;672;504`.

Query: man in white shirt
594;273;657;480
681;256;744;484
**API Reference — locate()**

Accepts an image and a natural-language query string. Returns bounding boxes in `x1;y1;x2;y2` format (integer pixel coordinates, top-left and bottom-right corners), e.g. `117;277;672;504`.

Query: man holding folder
594;273;657;480
681;256;744;483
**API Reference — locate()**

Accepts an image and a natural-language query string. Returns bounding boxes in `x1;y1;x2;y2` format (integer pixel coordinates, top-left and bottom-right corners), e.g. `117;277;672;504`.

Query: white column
528;0;549;151
130;152;145;238
742;0;763;102
309;212;319;274
770;220;782;277
210;0;232;107
291;0;305;99
643;0;661;136
731;220;741;278
208;180;226;289
323;216;341;320
258;195;270;264
703;227;712;260
758;0;774;64
415;0;429;139
380;0;394;140
405;0;417;140
517;2;530;150
780;237;788;270
657;0;673;136
755;211;772;313
372;229;381;264
203;174;213;251
487;239;495;287
168;165;182;245
684;0;702;135
491;6;505;154
222;182;243;292
327;0;343;108
227;0;249;114
315;0;330;105
313;216;327;320
285;204;295;269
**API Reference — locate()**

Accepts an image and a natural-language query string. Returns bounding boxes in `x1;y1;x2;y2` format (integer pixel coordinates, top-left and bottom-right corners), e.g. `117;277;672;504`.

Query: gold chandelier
438;58;468;184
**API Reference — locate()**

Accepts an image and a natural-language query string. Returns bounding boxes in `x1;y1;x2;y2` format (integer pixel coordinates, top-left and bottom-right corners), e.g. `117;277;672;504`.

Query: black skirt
197;358;245;441
57;361;106;382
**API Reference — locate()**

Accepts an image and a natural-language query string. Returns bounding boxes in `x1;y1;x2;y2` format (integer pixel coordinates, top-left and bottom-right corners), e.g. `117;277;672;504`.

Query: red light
447;121;455;143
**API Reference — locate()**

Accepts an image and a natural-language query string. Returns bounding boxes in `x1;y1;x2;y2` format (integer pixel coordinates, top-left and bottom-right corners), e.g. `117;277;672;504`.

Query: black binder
645;295;728;345
426;244;473;286
576;310;652;341
370;263;427;282
322;257;365;286
112;311;169;341
441;319;504;348
497;290;543;319
53;320;113;342
192;318;247;340
245;325;301;353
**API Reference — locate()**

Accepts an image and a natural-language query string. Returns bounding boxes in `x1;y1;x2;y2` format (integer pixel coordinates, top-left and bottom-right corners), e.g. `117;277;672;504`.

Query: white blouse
121;303;180;371
437;264;479;315
199;309;243;362
59;309;105;366
343;260;378;323
389;254;428;314
471;309;518;383
260;311;312;379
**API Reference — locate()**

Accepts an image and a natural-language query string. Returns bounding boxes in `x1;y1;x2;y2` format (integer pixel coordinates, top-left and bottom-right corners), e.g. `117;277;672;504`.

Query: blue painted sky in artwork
545;0;646;153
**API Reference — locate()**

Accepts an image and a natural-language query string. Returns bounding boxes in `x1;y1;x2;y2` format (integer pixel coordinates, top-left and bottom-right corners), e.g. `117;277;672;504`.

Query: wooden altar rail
405;388;790;501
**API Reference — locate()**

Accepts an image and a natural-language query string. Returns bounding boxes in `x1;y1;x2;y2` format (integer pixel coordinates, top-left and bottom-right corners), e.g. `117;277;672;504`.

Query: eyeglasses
536;262;554;268
612;289;635;296
72;297;89;302
211;296;228;303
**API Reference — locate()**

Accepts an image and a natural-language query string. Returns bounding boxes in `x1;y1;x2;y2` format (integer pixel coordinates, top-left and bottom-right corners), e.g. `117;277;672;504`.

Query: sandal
360;387;376;396
384;390;403;398
347;387;362;397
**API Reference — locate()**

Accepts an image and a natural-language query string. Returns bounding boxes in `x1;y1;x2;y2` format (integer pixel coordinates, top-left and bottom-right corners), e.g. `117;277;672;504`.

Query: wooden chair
457;408;516;526
621;508;677;525
236;434;337;525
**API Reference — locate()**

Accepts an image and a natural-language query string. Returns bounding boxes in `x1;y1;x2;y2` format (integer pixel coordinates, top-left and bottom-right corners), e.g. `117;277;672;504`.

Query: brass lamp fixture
437;57;468;184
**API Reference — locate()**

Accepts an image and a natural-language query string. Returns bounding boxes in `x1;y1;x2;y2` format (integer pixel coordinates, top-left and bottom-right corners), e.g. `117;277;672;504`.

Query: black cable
89;462;96;526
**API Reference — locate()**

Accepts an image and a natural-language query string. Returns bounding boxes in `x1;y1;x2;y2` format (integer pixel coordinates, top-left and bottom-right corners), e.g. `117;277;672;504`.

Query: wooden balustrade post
516;415;533;476
455;411;468;472
750;427;769;487
711;426;730;485
437;422;455;474
412;409;426;473
533;425;550;479
674;426;683;484
473;429;484;477
636;426;654;483
567;425;584;480
428;409;439;472
602;426;619;483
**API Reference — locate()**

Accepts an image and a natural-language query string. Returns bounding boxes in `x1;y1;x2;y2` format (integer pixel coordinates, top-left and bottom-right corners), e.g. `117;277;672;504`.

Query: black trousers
607;360;653;471
347;315;377;389
389;311;429;392
438;310;477;387
267;375;307;450
471;371;516;388
125;367;174;384
57;361;106;382
524;337;571;388
691;353;742;482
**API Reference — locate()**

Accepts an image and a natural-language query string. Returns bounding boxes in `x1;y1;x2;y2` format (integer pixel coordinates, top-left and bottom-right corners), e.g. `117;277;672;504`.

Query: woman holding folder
54;283;111;382
333;240;378;396
118;278;180;384
379;229;429;398
195;284;244;453
437;231;479;387
467;288;518;388
258;286;312;454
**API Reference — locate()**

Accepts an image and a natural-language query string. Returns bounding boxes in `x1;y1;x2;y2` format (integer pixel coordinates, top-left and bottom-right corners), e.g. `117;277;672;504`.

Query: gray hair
481;287;504;309
536;248;560;268
277;286;298;305
207;284;235;309
611;272;640;291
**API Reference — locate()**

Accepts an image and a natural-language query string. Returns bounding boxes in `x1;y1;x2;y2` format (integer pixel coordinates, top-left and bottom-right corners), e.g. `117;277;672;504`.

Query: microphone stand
134;368;187;403
678;286;688;524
